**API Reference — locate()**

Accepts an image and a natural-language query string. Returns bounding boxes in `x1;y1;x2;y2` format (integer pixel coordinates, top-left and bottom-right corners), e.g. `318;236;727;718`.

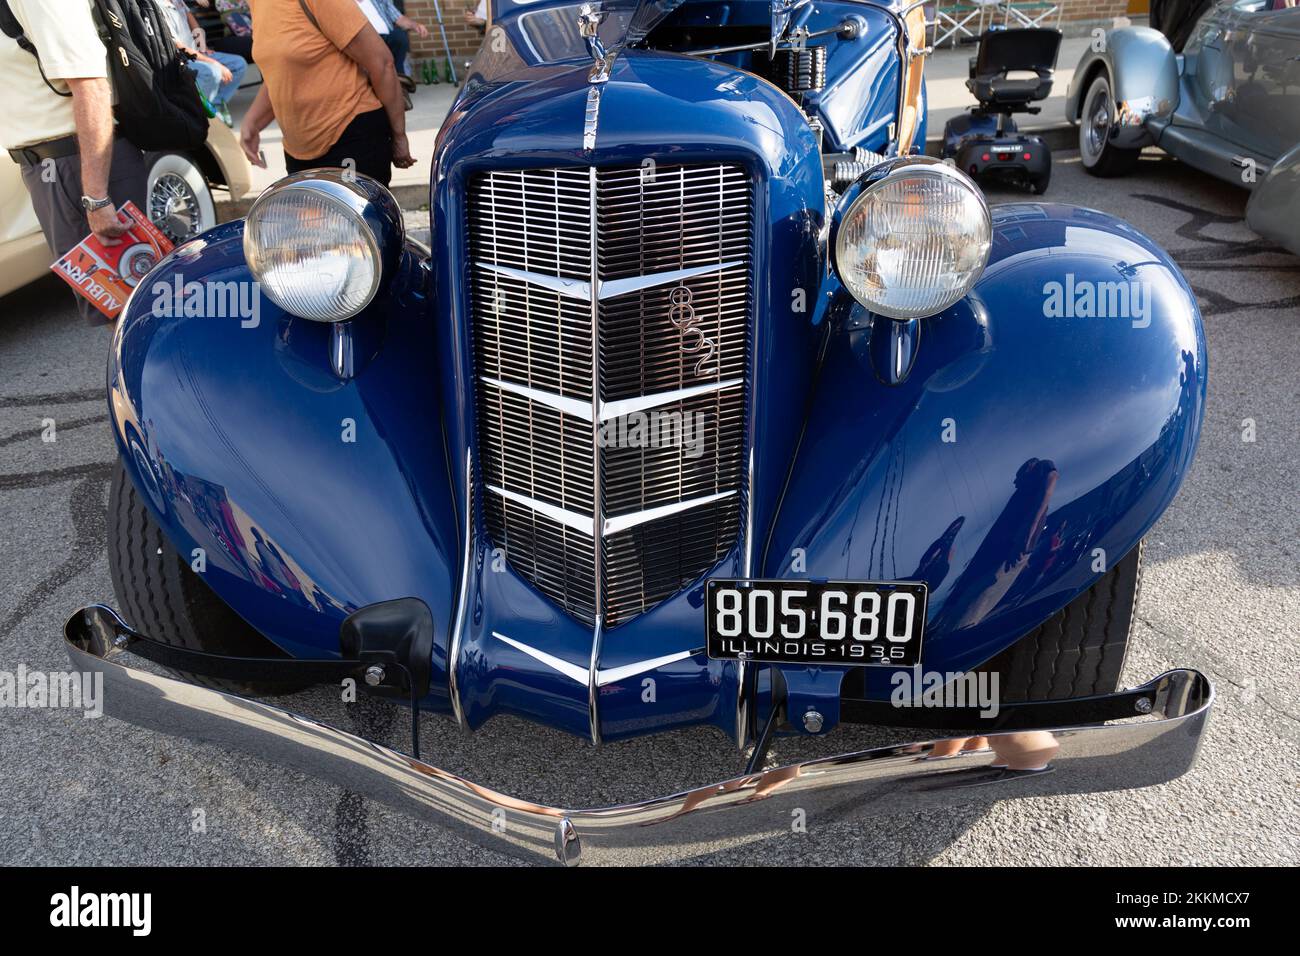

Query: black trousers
382;28;410;76
17;136;147;325
284;108;393;187
211;34;254;64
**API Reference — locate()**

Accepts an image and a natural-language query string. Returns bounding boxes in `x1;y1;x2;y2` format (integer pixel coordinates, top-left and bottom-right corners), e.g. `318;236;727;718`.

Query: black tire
986;543;1142;700
1030;166;1051;195
1078;74;1141;178
108;459;308;697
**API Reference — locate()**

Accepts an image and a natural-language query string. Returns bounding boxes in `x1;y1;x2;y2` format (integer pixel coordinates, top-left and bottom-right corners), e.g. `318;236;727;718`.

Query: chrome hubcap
1084;87;1111;162
150;172;201;243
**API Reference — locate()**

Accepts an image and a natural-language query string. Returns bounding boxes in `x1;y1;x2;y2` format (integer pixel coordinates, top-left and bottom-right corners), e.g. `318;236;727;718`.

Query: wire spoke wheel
146;153;217;243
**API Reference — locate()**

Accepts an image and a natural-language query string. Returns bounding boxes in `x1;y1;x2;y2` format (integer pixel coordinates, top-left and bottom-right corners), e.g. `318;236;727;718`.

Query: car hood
483;0;824;71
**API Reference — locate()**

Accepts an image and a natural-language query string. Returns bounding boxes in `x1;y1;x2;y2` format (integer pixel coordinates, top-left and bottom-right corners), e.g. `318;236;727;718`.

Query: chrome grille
468;163;752;627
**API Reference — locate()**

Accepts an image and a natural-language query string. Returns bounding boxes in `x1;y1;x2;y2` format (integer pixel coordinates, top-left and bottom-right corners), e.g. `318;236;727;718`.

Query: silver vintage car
1067;0;1300;253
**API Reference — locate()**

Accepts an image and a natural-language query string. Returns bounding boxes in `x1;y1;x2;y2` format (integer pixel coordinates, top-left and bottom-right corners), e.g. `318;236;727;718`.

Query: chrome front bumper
66;605;1213;866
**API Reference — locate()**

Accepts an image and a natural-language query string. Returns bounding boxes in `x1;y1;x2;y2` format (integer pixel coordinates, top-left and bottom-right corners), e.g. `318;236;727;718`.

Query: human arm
340;26;414;167
394;14;429;38
66;77;127;244
239;85;274;167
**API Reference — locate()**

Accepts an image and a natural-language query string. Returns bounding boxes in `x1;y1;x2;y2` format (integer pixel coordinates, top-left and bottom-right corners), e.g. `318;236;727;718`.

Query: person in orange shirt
238;0;414;186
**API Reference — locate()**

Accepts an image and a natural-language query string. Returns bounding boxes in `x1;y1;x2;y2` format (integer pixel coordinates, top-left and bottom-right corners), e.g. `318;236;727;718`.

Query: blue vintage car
67;0;1213;865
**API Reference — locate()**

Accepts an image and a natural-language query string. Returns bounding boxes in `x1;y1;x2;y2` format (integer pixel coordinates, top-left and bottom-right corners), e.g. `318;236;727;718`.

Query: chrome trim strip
583;85;602;150
595;649;702;686
481;376;740;423
64;611;1215;868
493;632;701;687
487;484;592;534
494;632;590;685
597;261;744;300
737;156;761;749
586;165;604;746
598;378;742;420
481;375;594;421
490;484;737;537
448;454;473;729
602;490;736;537
475;262;592;301
473;260;742;304
736;446;754;748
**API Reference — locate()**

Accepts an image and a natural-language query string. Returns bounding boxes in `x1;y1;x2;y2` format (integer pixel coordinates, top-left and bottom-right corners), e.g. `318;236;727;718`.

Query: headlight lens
835;159;991;320
244;174;386;322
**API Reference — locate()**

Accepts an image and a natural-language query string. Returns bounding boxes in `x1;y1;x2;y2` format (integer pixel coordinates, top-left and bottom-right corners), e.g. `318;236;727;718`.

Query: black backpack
0;0;208;152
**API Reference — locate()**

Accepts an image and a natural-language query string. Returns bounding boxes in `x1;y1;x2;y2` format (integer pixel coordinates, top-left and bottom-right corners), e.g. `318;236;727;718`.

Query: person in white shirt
154;0;247;126
0;0;146;324
359;0;429;90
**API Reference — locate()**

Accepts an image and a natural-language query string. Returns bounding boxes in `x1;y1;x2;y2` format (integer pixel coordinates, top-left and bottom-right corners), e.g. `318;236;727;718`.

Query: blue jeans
189;51;247;108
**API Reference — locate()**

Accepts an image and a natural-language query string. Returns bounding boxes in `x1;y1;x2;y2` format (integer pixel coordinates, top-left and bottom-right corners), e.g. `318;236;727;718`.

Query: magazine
50;201;174;320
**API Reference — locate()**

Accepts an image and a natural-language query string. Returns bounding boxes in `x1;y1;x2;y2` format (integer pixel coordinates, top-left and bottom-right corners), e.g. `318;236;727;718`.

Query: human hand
392;133;416;169
240;124;266;166
87;204;126;245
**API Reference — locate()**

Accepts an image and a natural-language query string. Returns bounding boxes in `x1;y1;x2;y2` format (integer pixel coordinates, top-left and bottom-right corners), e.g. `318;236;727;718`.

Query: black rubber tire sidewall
107;459;309;696
1079;74;1142;178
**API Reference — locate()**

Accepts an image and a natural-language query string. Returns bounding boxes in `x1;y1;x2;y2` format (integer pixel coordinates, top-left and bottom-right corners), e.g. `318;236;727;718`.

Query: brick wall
405;0;486;66
1058;0;1131;30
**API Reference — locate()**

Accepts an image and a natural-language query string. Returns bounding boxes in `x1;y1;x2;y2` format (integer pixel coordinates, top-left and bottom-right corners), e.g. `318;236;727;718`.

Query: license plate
705;579;927;667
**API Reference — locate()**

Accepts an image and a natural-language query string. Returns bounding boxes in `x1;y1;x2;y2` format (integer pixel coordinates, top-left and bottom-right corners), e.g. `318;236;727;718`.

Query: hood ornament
578;4;617;83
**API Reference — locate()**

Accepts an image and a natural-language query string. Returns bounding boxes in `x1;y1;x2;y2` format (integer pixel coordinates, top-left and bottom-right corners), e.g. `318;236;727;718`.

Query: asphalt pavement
1;151;1297;866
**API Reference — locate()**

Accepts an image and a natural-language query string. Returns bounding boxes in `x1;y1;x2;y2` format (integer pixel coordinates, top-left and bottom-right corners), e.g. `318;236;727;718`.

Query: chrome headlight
834;157;991;320
244;170;403;322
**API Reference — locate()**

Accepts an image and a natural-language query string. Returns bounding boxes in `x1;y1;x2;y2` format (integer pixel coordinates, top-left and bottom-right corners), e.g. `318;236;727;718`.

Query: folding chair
1000;0;1064;31
930;0;1004;48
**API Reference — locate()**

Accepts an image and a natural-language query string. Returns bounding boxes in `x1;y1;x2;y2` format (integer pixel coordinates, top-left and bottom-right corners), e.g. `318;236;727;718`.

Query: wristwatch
80;194;113;213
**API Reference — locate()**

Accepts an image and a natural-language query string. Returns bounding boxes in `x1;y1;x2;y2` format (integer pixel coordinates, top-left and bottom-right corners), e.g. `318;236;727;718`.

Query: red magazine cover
49;201;174;320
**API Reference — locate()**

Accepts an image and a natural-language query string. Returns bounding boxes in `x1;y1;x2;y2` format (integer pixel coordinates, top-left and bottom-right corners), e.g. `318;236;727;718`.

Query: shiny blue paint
105;1;1205;747
108;222;460;712
433;47;825;740
480;0;919;156
765;203;1205;700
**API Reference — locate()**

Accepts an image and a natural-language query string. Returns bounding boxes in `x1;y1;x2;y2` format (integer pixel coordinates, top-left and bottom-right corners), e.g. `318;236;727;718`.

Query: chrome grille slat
469;162;752;627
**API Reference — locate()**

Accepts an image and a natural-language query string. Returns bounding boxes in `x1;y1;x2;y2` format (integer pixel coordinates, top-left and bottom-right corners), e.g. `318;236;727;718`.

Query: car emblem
668;284;719;377
577;4;616;84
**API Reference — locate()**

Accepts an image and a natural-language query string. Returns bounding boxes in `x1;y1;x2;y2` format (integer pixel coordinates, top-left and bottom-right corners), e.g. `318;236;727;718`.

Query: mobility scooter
943;28;1062;194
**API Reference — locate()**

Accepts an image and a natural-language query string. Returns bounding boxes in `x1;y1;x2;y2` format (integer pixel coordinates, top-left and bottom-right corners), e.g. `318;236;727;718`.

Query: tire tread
986;543;1142;701
107;460;304;696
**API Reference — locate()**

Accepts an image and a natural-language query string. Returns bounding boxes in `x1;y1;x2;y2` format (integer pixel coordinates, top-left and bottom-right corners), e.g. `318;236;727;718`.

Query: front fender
1066;27;1179;149
108;222;460;709
766;203;1205;693
1246;142;1300;256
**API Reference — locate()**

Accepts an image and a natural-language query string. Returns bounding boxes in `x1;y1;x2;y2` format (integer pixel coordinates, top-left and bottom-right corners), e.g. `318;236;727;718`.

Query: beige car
0;116;251;299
